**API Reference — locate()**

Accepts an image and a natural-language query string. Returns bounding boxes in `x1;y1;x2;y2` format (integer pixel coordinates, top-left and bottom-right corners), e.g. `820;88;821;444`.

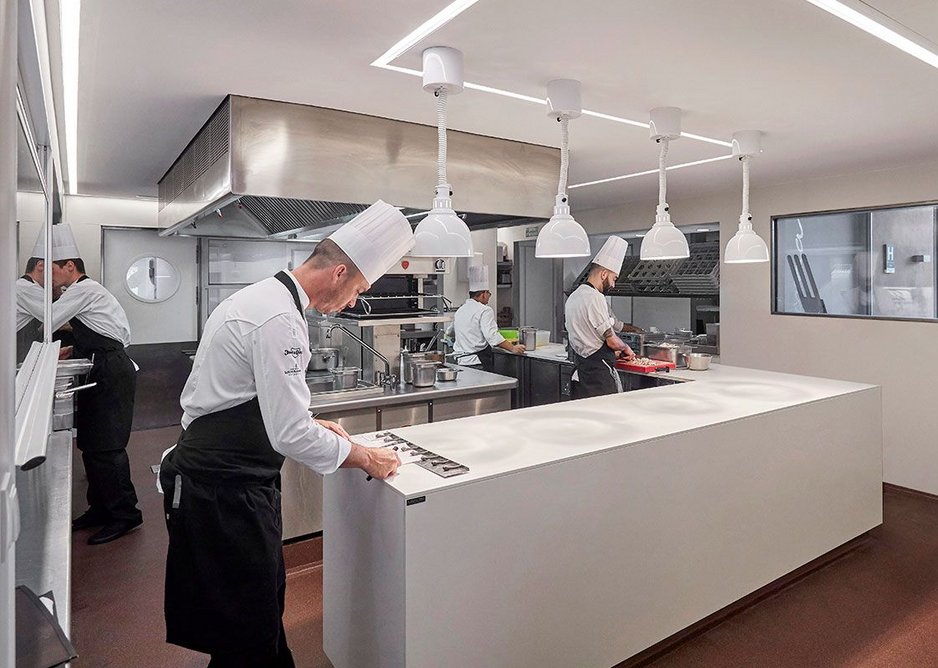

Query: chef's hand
621;346;636;361
316;418;350;440
511;344;526;354
58;346;73;360
363;447;401;480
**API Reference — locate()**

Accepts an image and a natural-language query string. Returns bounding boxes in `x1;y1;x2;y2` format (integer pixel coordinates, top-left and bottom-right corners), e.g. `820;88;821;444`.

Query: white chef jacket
19;276;132;347
15;277;44;331
179;272;350;475
565;283;617;358
451;298;505;366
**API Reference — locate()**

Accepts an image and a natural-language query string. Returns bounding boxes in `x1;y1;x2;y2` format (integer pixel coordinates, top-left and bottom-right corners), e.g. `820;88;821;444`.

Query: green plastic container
498;328;519;342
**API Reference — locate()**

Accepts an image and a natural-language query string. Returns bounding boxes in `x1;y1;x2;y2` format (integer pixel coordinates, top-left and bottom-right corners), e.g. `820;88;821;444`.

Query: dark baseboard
283;533;323;572
612;532;871;668
883;482;938;503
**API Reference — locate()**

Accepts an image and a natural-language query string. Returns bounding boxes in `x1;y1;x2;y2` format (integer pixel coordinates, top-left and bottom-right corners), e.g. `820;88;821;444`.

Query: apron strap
273;271;304;315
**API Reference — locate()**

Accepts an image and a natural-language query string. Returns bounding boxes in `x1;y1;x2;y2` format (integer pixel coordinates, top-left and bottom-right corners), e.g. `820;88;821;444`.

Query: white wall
444;228;499;313
17;194;159;278
576;157;938;495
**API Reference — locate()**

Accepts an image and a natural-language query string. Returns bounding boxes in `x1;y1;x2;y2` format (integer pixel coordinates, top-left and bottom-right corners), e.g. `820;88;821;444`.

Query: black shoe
87;518;143;545
72;510;109;531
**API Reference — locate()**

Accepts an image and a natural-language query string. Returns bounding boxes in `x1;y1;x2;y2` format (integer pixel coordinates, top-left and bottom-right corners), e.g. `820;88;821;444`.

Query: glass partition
773;204;938;321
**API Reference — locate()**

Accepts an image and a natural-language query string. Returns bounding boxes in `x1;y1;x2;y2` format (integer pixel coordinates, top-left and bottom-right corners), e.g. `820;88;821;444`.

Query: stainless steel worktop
16;430;73;635
308;366;517;413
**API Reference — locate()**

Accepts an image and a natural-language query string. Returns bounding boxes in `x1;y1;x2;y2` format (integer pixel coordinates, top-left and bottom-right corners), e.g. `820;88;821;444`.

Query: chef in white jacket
565;236;636;398
159;200;412;667
22;224;143;545
15;255;46;362
451;263;525;370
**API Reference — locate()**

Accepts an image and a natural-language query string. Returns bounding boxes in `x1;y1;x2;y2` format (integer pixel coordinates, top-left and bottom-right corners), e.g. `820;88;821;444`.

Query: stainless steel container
331;366;361;390
519;327;537;350
687;353;712;371
401;351;429;384
412;361;439;388
307;373;335;394
644;343;681;365
308;347;339;371
705;322;720;347
436;366;460;382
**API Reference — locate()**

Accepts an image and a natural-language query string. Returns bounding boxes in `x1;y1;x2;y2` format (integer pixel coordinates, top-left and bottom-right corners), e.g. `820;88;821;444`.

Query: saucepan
308;347;339;372
687;353;712;371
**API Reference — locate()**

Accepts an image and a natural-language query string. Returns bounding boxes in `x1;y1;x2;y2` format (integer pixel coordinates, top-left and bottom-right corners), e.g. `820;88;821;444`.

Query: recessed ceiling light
696;228;711;232
568;155;734;189
371;2;731;150
803;0;938;70
61;0;80;195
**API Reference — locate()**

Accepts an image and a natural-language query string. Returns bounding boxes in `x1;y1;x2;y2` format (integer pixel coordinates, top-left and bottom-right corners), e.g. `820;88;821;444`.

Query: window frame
771;199;938;324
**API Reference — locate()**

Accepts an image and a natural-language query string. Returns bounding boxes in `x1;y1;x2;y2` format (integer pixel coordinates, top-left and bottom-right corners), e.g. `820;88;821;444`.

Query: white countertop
369;364;877;498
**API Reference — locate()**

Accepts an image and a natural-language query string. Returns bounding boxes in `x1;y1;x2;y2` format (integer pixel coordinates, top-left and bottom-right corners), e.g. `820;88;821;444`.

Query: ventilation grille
158;98;231;211
238;196;369;235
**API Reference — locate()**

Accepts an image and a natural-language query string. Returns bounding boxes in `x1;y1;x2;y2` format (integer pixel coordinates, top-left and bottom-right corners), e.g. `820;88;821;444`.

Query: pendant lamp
724;131;770;263
411;47;474;257
640;107;690;260
535;79;591;258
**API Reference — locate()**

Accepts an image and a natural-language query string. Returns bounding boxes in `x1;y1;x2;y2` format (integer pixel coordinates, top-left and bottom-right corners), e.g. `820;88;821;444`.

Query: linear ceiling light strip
62;0;81;195
372;1;731;149
568;155;734;189
803;0;938;69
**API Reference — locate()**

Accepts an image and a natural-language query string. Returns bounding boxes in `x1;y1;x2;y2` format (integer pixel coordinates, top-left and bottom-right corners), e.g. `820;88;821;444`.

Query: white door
102;228;198;344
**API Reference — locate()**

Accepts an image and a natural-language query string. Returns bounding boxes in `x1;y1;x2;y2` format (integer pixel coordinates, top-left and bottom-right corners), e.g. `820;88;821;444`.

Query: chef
22;224;142;544
159;200;412;667
15;255;45;363
451;262;525;370
564;236;636;398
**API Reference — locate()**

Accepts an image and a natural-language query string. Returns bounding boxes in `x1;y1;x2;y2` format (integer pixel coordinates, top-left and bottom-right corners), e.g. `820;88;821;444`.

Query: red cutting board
615;359;675;373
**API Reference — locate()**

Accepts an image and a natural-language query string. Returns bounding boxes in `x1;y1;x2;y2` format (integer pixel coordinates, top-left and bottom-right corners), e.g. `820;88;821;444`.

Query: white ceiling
76;0;938;212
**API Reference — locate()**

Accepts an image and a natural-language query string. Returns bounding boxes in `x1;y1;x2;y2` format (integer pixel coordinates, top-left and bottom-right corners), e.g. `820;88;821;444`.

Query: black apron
160;271;299;657
70;276;137;453
571;343;621;399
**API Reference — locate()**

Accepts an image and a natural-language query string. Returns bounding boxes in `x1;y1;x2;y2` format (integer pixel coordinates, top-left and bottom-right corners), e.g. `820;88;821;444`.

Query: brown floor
72;426;938;667
70;425;332;668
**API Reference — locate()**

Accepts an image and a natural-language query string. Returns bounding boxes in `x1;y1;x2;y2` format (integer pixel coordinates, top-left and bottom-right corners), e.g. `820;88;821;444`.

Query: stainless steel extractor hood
157;95;558;239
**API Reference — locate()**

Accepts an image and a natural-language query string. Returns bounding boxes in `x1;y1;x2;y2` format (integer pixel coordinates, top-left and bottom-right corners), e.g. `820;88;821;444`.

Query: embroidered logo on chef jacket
283;347;304;376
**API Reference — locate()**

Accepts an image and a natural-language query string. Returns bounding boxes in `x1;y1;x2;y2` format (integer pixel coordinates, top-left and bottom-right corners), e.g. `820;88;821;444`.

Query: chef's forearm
341;443;371;471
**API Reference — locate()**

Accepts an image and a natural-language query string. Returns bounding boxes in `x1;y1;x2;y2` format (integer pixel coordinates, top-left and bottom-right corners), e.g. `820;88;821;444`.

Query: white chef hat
468;264;490;292
328;200;415;285
592;236;628;274
31;223;81;261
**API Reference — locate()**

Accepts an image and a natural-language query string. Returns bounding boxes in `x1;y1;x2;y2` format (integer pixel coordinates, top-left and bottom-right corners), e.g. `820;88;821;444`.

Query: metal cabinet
528;358;575;406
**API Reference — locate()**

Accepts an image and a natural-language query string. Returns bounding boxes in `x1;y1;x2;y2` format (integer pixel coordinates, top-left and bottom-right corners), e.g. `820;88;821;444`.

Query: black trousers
77;350;141;523
81;450;142;523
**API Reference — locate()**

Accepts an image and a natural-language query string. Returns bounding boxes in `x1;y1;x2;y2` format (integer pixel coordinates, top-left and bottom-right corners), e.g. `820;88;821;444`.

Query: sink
309;382;386;402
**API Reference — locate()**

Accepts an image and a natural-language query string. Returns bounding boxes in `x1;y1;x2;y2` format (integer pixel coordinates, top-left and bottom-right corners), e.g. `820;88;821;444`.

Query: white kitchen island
323;365;883;668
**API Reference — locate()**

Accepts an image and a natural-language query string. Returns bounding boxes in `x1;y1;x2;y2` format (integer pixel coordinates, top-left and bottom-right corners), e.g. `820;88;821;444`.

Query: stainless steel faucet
325;323;397;387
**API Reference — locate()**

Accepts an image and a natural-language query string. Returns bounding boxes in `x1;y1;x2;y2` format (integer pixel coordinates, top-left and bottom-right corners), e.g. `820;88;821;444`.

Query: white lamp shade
535;210;591;258
725;223;769;263
411;207;473;257
640;220;689;260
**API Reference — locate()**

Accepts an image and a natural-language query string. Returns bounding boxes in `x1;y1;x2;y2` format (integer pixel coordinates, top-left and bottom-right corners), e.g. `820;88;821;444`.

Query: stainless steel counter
282;366;518;540
16;430;73;634
308;366;517;413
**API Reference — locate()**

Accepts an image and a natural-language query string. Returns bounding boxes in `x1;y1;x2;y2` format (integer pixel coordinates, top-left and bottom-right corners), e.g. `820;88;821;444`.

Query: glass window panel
773;204;938;321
